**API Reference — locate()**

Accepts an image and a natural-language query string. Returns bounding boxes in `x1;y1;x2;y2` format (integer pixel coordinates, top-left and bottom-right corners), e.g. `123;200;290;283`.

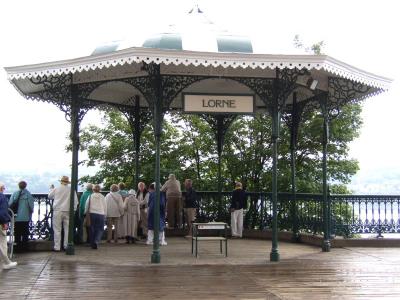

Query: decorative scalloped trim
5;48;392;90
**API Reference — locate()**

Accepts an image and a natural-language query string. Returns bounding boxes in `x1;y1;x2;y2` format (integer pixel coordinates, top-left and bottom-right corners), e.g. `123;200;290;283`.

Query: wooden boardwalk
1;238;400;299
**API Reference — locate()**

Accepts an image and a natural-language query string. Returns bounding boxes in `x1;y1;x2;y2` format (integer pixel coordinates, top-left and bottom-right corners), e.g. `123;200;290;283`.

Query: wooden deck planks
1;238;400;299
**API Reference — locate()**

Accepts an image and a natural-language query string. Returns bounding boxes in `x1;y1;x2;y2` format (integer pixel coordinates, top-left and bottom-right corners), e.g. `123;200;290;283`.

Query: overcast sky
0;0;399;191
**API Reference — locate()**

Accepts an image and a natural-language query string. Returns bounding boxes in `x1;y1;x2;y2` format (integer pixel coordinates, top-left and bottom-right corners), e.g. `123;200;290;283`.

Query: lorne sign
183;93;254;114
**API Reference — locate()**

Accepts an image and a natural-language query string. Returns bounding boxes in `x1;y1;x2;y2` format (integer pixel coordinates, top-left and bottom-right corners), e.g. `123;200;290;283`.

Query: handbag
10;190;23;214
84;195;91;227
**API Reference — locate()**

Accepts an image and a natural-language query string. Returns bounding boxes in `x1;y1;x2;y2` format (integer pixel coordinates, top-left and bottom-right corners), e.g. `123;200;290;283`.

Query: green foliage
293;34;325;54
77;102;361;196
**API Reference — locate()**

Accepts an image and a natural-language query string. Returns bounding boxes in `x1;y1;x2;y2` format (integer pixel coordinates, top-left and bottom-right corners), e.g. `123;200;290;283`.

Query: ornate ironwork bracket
28;74;95;123
200;114;238;155
326;77;372;119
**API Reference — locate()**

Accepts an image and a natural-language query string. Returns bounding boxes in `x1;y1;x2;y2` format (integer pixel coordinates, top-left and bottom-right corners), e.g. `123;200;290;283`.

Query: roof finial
188;2;203;14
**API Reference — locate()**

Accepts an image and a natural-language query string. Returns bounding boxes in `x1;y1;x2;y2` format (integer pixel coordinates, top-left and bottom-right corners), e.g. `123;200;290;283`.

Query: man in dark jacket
183;179;198;236
230;181;247;238
0;182;18;269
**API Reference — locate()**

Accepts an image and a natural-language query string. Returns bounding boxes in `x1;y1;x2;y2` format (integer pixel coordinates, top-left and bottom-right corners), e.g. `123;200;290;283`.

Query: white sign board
183;94;254;114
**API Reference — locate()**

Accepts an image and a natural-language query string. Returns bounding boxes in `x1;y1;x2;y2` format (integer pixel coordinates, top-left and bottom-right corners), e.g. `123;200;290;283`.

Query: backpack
10;191;23;215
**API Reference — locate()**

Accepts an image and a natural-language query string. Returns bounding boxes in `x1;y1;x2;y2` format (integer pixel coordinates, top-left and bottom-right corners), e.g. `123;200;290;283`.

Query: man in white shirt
48;176;78;251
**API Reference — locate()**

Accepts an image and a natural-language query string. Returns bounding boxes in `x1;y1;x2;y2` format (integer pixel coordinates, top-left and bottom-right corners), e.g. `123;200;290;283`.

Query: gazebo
4;6;391;263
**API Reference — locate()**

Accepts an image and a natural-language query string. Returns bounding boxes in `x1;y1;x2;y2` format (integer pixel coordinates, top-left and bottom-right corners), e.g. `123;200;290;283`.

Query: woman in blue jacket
9;181;34;253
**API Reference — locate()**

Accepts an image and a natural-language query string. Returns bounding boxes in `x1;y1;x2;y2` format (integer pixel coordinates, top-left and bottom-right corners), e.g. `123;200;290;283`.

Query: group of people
49;178;146;250
0;175;247;268
48;175;197;251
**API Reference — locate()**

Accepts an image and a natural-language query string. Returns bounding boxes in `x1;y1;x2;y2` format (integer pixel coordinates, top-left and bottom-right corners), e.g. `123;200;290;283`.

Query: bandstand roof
4;5;392;112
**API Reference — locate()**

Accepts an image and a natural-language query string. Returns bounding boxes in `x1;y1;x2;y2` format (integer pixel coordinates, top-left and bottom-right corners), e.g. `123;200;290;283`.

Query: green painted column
216;116;224;221
134;96;141;188
151;129;161;263
270;98;280;262
290;93;299;242
322;113;331;252
151;65;163;264
66;92;79;255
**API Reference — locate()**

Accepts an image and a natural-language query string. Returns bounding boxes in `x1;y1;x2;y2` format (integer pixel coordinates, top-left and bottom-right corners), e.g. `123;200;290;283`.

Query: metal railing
4;192;400;240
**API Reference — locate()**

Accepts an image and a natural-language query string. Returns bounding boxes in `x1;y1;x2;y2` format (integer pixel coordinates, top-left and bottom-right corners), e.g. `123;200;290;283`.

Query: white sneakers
146;230;167;245
3;261;17;270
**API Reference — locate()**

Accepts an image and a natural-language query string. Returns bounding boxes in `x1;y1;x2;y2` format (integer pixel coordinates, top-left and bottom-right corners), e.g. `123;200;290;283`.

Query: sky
0;0;399;193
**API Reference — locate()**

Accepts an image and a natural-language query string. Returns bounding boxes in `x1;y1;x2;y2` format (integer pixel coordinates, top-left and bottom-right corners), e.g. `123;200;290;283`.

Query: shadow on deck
2;237;400;299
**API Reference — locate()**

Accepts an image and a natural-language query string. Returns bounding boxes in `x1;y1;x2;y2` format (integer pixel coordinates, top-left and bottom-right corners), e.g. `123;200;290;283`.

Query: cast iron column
216;116;224;221
290;93;299;242
321;96;331;252
270;79;280;262
134;96;141;187
66;88;79;255
151;65;163;264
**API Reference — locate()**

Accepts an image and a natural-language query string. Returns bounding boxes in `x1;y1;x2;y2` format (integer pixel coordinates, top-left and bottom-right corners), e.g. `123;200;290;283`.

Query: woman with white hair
161;174;182;229
84;184;107;249
137;182;149;238
105;184;124;243
124;189;140;244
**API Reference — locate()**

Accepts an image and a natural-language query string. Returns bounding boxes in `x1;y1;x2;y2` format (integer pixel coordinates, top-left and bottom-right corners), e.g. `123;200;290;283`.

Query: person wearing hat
161;174;182;229
48;176;78;251
124;189;140;244
8;181;34;252
0;182;18;269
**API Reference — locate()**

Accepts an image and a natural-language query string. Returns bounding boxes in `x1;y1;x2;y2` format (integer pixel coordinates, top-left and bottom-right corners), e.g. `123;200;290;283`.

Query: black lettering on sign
202;98;237;109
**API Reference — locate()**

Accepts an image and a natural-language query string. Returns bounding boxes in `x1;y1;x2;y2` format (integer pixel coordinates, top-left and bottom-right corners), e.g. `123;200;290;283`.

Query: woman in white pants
230;182;247;238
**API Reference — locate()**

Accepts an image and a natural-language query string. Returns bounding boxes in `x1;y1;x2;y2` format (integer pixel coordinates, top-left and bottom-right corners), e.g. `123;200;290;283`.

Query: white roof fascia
4;47;392;90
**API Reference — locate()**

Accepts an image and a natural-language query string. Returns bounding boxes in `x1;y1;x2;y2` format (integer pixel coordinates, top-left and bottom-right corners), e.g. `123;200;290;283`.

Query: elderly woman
137;182;149;238
124;189;140;244
161;174;182;229
84;184;107;249
105;184;124;243
8;181;34;253
117;182;128;239
0;182;17;269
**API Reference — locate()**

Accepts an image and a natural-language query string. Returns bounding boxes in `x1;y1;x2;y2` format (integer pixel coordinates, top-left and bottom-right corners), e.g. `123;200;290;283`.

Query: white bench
191;222;228;257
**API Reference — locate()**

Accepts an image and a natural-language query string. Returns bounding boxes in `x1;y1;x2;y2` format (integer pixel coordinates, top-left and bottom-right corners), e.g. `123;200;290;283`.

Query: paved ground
1;238;400;299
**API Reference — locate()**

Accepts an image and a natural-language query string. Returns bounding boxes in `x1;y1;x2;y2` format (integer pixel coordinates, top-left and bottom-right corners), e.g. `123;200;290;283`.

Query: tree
77;101;362;195
293;34;325;55
79;110;184;190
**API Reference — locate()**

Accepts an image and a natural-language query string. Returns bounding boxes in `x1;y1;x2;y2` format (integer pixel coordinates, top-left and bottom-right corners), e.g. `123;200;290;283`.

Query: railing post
260;193;265;230
377;199;383;238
